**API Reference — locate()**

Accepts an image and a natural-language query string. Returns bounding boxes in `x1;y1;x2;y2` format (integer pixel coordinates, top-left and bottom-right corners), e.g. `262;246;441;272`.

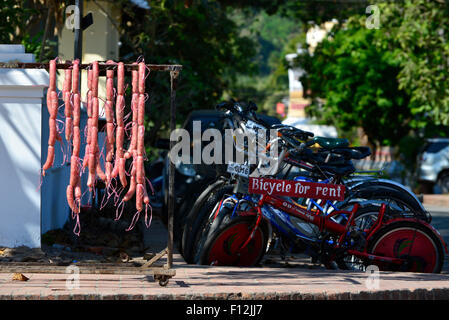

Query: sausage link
71;60;79;94
112;61;126;187
43;89;59;174
104;60;116;185
117;62;125;95
138;62;146;94
67;185;76;212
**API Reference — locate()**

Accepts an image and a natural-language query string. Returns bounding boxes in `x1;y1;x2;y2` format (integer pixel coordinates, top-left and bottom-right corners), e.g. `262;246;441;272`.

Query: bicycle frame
232;192;409;267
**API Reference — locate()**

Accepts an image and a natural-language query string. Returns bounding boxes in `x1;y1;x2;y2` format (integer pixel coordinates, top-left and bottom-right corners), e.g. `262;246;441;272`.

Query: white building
283;26;338;138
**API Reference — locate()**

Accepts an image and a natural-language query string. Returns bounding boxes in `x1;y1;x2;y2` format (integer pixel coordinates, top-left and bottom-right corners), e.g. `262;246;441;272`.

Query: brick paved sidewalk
1;262;449;300
1;213;449;300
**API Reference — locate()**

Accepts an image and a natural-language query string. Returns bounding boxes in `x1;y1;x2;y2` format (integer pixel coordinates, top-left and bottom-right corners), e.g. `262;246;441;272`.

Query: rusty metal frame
0;62;182;72
0;61;181;286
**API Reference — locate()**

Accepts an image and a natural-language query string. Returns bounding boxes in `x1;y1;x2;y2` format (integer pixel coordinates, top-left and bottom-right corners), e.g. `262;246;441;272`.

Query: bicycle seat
286;148;355;177
329;146;371;160
312;137;349;149
318;162;356;177
289;148;349;167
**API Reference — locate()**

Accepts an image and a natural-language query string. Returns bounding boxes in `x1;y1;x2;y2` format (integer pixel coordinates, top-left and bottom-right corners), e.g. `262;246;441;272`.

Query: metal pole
167;70;179;269
74;0;83;62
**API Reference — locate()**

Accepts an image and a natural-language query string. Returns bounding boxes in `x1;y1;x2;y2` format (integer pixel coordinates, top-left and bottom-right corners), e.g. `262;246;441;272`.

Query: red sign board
248;177;345;201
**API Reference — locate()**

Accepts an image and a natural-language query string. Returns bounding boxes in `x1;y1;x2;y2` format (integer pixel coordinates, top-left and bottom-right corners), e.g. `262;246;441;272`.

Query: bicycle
180;101;431;264
191;116;447;272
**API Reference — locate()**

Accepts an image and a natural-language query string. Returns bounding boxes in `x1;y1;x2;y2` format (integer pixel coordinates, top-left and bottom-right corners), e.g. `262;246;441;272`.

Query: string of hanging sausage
42;59;153;236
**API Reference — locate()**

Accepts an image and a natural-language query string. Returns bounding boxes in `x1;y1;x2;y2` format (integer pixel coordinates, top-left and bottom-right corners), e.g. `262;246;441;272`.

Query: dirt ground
0;204;325;270
0;206;154;266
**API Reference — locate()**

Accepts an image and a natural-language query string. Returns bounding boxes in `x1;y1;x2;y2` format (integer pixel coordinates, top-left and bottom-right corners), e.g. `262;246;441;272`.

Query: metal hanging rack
0;61;181;286
0;61;182;72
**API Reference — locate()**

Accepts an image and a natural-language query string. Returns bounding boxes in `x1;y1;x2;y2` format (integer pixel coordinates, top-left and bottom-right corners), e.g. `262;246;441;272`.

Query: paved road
425;205;449;273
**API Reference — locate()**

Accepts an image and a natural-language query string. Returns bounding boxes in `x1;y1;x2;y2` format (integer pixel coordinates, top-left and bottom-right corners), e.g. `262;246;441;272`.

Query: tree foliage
377;0;449;127
0;0;66;61
299;17;412;148
299;0;449;152
0;0;35;44
118;0;260;145
284;0;369;25
222;8;303;117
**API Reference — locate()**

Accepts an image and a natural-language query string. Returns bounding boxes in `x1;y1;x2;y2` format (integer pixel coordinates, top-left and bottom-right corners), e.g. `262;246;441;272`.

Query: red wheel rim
207;222;264;266
371;227;438;273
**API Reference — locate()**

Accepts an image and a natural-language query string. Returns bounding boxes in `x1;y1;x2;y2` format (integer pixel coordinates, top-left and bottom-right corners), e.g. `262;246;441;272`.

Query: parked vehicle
184;101;446;272
417;138;449;193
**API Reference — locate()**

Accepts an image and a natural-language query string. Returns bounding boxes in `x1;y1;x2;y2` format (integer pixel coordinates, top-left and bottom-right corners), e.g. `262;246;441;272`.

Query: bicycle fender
381;217;448;254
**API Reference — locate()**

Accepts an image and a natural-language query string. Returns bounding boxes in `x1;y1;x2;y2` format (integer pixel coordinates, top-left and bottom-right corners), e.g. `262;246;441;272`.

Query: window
424;142;449;154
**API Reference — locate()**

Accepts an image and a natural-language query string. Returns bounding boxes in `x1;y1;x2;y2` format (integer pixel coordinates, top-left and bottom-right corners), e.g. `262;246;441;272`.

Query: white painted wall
0;45;47;247
0;45;96;246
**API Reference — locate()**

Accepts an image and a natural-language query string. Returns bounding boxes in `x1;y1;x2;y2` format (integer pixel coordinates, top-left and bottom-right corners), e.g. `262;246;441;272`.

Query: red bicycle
191;112;447;272
194;176;447;273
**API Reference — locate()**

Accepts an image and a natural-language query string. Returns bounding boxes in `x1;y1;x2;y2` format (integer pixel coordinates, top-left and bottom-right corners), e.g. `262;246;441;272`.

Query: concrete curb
1;288;449;300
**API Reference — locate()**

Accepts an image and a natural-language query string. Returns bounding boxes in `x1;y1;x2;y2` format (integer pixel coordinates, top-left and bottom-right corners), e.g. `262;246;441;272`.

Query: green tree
223;0;373;118
284;0;369;25
117;0;261;148
299;17;413;150
0;0;65;61
223;8;303;117
297;1;449;149
377;0;449;127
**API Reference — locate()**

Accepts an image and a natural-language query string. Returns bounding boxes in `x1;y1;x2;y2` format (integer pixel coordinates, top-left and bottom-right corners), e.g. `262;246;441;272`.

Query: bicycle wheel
367;220;444;273
345;181;430;221
334;205;443;272
181;183;233;263
175;188;204;254
197;214;268;267
335;184;431;223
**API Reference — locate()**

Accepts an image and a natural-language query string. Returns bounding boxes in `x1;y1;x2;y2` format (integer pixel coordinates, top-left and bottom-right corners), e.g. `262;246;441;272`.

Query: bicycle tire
181;181;232;263
197;214;268;267
367;220;444;273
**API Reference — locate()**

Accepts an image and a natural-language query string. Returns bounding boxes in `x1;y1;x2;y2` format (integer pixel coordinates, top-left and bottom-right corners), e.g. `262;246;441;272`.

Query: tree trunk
39;6;52;62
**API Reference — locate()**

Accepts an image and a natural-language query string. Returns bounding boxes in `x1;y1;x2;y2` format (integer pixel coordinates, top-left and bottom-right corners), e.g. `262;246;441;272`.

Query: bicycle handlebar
216;101;314;139
215;100;318;172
